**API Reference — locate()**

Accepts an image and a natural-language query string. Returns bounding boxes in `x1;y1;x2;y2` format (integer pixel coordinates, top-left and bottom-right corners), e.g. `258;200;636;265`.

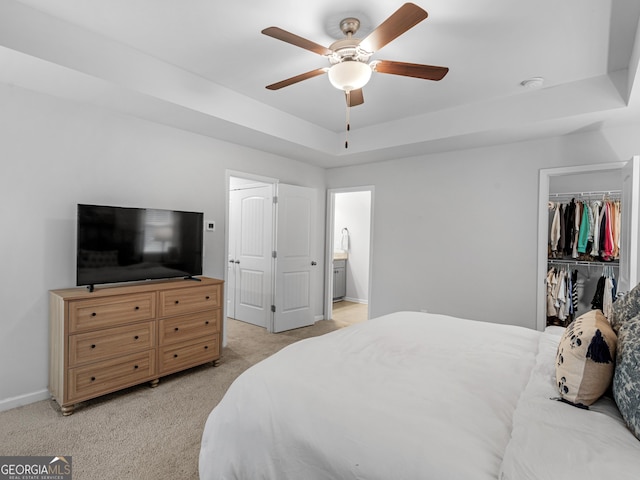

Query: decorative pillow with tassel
555;310;617;407
613;316;640;440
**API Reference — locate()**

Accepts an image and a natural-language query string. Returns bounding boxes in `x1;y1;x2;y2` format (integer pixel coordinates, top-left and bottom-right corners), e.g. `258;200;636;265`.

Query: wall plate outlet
206;221;215;232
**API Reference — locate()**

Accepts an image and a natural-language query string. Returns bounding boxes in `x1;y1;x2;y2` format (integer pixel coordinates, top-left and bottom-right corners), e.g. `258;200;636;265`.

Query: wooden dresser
49;277;223;415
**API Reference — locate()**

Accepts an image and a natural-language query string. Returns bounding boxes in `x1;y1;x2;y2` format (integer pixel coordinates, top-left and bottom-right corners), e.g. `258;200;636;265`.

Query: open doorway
325;187;374;324
536;158;639;331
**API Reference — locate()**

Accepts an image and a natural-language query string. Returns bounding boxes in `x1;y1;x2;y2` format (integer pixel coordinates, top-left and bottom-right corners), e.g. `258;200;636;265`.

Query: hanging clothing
555;269;568;321
558;203;566;254
548;192;621;327
546;267;577;326
564;199;576;254
550;203;561;252
590;200;602;257
603;202;614;261
577;202;591;253
611;200;621;259
572;201;582;258
571;269;579;315
603;276;614;319
598;203;608;259
547;268;559;318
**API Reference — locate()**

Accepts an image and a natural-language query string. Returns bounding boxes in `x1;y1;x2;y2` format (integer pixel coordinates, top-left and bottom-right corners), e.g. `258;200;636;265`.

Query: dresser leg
149;378;159;388
213;359;221;367
61;404;75;416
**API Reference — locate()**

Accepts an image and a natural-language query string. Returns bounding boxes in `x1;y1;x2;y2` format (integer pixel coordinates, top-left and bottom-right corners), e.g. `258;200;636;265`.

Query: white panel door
227;192;238;319
273;184;317;333
229;185;274;328
619;155;640;294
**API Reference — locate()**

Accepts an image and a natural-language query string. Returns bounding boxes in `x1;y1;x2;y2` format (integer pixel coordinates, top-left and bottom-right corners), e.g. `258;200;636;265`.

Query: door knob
229;259;235;263
235;260;240;264
311;261;317;266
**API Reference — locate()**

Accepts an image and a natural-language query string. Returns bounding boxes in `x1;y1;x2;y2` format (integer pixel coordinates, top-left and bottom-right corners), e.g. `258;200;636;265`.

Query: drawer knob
173;354;178;358
174;327;179;332
91;376;96;381
204;345;208;350
175;300;180;304
205;321;209;325
91;312;97;317
91;344;96;349
134;335;139;340
206;296;210;300
135;306;140;310
134;365;139;369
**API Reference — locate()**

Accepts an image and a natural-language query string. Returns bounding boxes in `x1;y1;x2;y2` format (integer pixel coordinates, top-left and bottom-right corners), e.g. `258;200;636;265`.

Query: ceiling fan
261;2;449;111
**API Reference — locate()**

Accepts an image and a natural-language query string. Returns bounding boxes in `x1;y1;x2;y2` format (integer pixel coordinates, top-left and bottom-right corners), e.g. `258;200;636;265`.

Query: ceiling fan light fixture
328;61;372;92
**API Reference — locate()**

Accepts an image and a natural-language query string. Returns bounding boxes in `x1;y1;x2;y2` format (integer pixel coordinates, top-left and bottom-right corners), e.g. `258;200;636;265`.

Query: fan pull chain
345;93;350;149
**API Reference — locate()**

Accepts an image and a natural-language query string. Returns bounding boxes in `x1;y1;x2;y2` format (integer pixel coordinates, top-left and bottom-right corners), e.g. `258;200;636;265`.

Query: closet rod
550;190;621;198
548;259;620;267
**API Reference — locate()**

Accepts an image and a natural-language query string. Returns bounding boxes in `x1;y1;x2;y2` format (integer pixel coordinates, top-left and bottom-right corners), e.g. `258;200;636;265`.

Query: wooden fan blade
359;3;428;53
346;89;364;107
374;60;449;81
262;27;333;56
266;68;327;90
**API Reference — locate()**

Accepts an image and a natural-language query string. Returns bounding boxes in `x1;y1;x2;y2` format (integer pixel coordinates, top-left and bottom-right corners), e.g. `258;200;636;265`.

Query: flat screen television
77;204;204;289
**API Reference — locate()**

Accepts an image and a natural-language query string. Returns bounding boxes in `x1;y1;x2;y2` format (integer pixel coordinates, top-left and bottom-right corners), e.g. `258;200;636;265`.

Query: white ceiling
1;0;640;168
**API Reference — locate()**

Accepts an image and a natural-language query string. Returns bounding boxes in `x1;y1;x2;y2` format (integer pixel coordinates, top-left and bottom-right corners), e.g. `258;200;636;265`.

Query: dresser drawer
69;321;155;367
158;335;219;375
158;284;221;317
69;293;156;333
159;310;220;346
67;350;156;402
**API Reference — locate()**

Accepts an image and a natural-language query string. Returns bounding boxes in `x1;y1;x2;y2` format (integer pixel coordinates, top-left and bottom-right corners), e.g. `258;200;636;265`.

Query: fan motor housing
328;38;372;64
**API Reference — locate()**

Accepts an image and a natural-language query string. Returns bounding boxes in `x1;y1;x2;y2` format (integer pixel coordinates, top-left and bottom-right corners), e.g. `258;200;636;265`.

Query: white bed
199;312;640;479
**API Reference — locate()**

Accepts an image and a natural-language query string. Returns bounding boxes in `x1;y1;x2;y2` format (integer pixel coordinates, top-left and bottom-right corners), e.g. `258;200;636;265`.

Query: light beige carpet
0;318;344;479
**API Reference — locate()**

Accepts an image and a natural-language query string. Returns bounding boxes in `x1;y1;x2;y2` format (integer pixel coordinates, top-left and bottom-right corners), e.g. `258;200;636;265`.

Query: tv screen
77;204;204;288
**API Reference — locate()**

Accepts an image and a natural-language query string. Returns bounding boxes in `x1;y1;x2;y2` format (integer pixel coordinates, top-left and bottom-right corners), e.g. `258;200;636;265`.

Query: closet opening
325;187;374;325
537;158;640;331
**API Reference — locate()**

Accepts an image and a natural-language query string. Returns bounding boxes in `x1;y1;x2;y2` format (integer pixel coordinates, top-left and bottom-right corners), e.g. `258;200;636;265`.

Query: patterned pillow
610;283;640;334
613;316;640;440
556;310;617;407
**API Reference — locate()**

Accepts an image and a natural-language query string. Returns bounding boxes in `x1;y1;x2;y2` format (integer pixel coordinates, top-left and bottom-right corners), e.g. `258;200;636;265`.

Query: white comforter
200;312;640;479
201;312;542;479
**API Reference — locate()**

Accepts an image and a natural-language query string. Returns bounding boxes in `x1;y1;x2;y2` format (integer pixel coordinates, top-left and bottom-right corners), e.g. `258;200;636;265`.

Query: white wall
326;124;640;327
334;191;370;303
3;77;640;410
0;83;326;410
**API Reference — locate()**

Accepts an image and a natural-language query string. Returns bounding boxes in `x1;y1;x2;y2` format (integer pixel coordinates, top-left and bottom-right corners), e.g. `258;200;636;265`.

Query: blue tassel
586;330;612;364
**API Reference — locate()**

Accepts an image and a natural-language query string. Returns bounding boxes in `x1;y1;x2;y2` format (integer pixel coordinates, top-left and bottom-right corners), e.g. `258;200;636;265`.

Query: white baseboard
344;297;368;305
0;389;50;413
